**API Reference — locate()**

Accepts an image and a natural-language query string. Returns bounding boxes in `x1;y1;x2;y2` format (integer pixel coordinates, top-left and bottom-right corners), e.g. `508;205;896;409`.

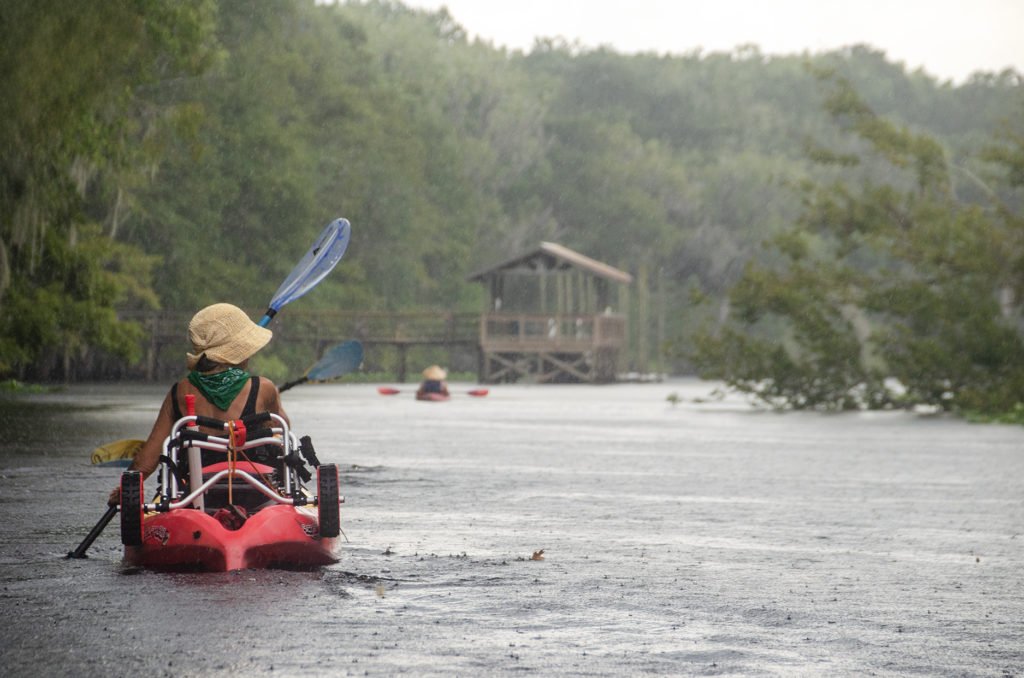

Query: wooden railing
119;310;626;381
479;312;627;351
274;310;479;345
123;310;479;345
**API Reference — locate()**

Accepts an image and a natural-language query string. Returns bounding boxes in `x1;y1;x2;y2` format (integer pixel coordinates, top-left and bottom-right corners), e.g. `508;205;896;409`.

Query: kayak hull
415;392;450;402
124;504;338;572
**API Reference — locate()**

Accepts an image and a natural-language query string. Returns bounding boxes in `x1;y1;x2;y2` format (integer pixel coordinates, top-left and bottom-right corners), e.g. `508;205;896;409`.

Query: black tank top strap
237;376;278;470
170;383;183;420
242;376;260;417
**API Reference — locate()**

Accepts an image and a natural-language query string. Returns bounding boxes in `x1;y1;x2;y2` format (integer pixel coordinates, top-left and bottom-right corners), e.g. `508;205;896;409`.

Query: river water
0;380;1021;676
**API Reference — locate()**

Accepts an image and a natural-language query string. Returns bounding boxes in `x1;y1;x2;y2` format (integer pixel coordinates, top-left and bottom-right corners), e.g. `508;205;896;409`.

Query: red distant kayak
378;386;488;398
415;392;451;402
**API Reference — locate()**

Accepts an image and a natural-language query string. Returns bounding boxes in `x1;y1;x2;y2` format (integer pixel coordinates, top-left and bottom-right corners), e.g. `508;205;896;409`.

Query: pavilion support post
397;344;408;383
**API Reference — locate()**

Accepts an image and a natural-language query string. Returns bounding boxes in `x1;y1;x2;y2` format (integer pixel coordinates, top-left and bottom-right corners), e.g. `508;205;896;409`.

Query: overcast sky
397;0;1024;84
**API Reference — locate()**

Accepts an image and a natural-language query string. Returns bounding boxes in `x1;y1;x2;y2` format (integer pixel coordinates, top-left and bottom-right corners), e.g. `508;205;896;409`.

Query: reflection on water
1;381;1022;676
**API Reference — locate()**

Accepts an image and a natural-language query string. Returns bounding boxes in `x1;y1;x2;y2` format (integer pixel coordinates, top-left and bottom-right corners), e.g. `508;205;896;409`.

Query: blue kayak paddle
279;340;364;392
258;218;351;327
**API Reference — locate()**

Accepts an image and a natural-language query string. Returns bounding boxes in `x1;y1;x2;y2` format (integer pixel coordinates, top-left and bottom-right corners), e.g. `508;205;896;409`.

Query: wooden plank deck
478;313;627;384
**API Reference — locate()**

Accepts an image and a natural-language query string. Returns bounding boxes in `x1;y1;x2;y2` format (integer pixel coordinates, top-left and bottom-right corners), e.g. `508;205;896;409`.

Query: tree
692;72;1024;414
0;0;218;377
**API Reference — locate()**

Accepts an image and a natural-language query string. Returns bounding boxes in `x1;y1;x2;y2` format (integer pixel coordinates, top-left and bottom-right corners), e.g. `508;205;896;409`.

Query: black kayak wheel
317;464;340;538
120;471;143;546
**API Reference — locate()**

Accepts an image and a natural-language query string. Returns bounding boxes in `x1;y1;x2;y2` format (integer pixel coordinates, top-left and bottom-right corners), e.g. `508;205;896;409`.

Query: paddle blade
91;439;143;466
307;340;364;382
260;218;351;326
377;386;401;395
467;389;489;397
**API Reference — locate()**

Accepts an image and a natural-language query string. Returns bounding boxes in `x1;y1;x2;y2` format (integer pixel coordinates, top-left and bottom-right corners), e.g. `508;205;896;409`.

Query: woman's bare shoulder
256;375;279;392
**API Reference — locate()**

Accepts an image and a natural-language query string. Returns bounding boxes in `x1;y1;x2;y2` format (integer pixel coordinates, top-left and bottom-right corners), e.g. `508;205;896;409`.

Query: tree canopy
2;1;1022;417
691;71;1024;416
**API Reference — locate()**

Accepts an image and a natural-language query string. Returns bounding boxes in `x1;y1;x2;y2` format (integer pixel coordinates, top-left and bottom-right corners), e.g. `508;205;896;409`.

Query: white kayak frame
146;413;314;513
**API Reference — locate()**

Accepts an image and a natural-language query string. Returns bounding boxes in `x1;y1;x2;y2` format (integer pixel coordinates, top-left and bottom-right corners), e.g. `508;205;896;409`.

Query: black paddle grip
278;377;305;393
244;427;275;441
183;412;273;435
194;415;226;429
240;412;272;427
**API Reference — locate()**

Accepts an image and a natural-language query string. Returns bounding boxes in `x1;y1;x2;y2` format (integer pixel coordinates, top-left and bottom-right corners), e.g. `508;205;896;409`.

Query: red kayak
119;410;341;572
415;392;450;402
125;501;336;571
378;386;488;398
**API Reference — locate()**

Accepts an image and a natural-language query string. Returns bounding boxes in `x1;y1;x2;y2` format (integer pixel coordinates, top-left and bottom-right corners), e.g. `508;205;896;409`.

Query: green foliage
693;73;1024;416
0;224;157;375
965;401;1024;425
250;352;290;385
2;0;1022;392
0;0;218;377
0;379;60;394
693;255;893;410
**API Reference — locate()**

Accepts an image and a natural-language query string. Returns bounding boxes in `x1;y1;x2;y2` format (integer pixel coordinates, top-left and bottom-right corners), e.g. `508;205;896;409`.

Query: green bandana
188;367;251;411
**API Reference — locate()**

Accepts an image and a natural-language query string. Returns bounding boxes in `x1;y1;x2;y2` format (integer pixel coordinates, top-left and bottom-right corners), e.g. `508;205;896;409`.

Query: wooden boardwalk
126;307;629;384
120;243;635;384
129;310;479;381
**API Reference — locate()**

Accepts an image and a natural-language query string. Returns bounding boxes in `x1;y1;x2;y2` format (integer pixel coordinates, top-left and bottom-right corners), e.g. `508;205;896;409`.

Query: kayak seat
201;462;280;514
202;461;275;475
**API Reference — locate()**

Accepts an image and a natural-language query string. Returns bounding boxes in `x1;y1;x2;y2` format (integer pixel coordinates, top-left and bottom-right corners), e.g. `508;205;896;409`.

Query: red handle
229;420;247;448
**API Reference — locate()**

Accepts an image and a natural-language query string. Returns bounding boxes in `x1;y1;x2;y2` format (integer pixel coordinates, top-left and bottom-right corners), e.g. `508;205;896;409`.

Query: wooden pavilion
467;242;632;384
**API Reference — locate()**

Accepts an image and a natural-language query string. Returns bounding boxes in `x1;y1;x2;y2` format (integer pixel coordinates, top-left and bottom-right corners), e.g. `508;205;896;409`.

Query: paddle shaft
67;505;117;559
278;375;308;393
258;308;277;328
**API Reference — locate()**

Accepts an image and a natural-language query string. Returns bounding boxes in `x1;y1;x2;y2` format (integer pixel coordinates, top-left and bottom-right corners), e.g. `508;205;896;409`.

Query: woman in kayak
416;364;450;399
108;303;288;504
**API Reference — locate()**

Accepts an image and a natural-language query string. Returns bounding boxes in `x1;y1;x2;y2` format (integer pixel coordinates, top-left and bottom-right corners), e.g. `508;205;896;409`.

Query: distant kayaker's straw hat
422;365;447;380
186;303;272;370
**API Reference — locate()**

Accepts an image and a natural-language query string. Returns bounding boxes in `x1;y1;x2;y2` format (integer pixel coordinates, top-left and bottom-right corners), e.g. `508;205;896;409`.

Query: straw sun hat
422;365;447;380
186;303;272;370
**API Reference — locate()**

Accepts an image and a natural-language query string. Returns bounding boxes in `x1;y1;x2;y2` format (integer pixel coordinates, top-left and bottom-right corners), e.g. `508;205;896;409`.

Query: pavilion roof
467;241;632;285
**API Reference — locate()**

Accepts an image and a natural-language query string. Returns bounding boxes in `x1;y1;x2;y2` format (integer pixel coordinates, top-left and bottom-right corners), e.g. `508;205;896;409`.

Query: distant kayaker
416;364;450;399
108;303;289;505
